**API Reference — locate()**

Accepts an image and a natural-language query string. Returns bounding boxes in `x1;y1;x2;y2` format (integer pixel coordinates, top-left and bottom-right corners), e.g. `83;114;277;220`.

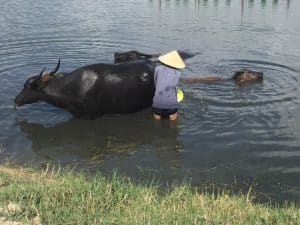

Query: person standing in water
152;50;185;121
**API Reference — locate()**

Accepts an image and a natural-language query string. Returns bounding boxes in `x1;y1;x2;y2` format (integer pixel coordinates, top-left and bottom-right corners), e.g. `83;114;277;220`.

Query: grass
0;164;300;225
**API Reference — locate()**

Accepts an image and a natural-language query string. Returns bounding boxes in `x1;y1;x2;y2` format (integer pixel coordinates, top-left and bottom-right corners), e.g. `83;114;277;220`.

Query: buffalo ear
28;67;46;89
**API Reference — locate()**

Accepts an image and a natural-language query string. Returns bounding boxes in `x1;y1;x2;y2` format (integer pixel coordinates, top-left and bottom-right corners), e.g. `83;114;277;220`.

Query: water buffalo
14;59;157;119
114;51;159;63
114;50;195;63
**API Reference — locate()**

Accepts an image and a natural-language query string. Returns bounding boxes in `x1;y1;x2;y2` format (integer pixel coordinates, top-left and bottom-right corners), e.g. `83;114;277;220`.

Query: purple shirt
152;65;181;109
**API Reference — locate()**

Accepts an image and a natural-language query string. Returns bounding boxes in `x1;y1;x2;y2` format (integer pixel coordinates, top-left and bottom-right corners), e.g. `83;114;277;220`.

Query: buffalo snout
13;88;41;106
14;92;24;106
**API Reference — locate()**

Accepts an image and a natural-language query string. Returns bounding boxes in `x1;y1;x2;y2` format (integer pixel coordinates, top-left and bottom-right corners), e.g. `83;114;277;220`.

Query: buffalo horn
38;66;46;78
49;58;60;76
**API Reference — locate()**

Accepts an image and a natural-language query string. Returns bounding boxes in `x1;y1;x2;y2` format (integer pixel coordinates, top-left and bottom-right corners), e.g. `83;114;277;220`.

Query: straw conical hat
158;50;186;69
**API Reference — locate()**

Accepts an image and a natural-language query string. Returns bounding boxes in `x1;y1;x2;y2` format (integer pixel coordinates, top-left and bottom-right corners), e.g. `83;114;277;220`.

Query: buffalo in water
14;51;263;119
114;50;195;63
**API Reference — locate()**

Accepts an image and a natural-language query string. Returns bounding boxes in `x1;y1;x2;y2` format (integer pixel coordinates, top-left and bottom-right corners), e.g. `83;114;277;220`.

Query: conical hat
158;50;186;69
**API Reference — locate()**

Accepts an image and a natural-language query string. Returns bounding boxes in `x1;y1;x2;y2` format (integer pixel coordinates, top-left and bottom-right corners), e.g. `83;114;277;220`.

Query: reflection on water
153;0;291;11
16;111;189;184
17;111;182;166
1;0;300;202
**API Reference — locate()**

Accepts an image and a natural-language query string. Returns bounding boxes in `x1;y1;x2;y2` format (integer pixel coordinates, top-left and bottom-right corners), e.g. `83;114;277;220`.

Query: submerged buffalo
114;50;195;63
14;52;263;119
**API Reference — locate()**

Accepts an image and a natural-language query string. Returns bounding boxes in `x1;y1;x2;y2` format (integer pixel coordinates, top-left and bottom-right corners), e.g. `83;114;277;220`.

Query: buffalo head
14;59;60;106
232;69;263;86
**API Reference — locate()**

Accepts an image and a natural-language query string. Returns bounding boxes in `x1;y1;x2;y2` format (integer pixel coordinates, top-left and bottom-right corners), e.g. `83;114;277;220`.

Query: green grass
0;164;299;225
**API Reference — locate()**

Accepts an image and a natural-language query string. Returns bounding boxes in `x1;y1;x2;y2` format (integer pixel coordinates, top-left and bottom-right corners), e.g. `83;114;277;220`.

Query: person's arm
179;76;224;84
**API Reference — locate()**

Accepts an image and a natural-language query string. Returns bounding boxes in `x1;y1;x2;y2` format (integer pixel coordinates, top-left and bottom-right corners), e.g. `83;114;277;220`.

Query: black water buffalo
114;50;195;63
14;59;157;119
114;51;159;63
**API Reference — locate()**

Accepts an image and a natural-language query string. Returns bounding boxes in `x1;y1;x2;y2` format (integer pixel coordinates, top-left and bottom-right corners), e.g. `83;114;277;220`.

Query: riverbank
0;164;299;225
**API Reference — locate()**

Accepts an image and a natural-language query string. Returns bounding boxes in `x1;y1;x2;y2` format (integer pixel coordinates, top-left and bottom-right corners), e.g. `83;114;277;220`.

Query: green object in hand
176;88;184;103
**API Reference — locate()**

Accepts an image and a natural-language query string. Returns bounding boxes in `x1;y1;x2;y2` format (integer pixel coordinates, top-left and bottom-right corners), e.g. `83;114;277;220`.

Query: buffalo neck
42;73;79;110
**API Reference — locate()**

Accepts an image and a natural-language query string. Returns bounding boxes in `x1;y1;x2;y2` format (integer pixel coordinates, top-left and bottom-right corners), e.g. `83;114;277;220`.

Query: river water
1;0;300;202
